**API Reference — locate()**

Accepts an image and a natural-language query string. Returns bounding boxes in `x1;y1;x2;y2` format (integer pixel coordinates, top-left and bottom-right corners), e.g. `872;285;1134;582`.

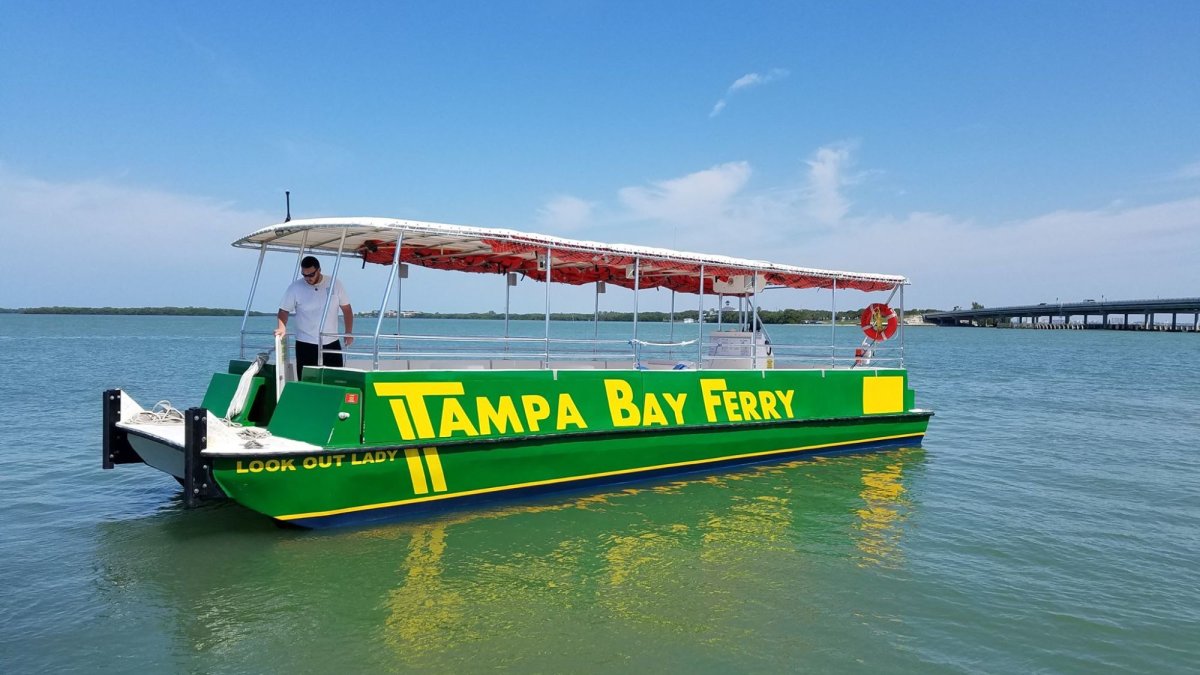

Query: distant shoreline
0;307;269;316
2;306;939;323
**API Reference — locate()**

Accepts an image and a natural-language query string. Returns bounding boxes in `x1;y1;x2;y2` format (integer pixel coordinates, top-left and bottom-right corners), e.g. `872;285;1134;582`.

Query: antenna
284;191;291;222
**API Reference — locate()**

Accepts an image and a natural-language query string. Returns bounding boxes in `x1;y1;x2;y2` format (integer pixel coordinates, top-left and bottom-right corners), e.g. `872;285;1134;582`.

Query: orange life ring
860;303;899;341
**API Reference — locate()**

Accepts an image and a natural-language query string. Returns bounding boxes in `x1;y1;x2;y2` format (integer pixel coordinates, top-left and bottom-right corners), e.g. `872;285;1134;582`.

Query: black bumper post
102;389;140;469
183;407;225;508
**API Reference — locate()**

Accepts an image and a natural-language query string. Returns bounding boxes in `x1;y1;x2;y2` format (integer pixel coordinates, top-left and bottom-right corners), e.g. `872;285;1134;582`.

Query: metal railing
241;327;906;372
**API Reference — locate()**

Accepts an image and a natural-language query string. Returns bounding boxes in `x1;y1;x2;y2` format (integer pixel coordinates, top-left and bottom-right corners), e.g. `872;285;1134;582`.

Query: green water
1;315;1197;672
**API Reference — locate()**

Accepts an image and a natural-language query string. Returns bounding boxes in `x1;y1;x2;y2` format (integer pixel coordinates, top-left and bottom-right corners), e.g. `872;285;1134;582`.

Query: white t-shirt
279;276;350;345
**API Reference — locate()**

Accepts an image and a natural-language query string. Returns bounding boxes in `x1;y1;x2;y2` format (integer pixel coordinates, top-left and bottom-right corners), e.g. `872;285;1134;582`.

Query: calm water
1;315;1197;673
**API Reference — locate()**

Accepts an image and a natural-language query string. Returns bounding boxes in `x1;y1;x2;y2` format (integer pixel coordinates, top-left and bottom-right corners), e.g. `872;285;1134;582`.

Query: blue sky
2;1;1198;313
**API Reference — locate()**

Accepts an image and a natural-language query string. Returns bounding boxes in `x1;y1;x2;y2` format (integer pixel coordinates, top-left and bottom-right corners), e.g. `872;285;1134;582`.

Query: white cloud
548;146;1200;309
1173;161;1200;181
709;68;790;118
804;143;855;225
0;165;272;308
783;198;1200;309
617;161;752;227
729;68;789;92
536;195;595;232
4;151;1196;314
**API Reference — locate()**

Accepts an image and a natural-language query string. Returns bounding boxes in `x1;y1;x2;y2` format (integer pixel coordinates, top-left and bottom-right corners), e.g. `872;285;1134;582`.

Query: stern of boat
102;389;226;507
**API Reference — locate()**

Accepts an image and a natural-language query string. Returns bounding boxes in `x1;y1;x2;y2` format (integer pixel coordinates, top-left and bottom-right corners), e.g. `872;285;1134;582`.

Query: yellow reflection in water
375;449;919;660
854;461;908;567
382;523;470;654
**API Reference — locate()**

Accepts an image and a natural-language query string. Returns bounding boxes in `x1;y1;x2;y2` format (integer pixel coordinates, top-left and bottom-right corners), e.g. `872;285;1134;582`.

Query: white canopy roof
233;217;905;295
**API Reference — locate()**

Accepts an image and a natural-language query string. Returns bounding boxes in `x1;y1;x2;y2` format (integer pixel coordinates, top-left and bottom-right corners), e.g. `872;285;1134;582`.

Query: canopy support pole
317;228;349;367
632;256;641;345
292;230;310;277
505;273;512;353
238;242;268;359
373;232;404;368
544;246;552;366
831;279;837;367
697;264;705;368
669;290;676;355
593;281;602;344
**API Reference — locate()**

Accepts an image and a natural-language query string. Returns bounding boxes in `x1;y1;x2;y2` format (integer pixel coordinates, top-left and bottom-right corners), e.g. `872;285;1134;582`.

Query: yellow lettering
700;379;727;422
662;392;687;425
722;390;743;421
642;393;668;426
374;382;466;440
777;389;795;418
280;458;296;471
236;460;250;474
521;395;551;432
739;391;761;421
386;449;398;461
477;396;524;435
604;379;641;427
556;393;588;430
759;390;781;420
439;398;480;437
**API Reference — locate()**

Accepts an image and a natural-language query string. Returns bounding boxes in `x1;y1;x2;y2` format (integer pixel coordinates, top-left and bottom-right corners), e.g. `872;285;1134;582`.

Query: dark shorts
295;340;343;378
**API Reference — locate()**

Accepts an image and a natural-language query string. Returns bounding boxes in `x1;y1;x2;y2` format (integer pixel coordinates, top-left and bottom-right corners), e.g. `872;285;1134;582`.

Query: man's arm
274;309;289;336
340;304;354;347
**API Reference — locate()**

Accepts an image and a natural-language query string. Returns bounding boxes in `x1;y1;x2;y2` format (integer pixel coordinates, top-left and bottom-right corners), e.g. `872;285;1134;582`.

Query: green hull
205;367;931;528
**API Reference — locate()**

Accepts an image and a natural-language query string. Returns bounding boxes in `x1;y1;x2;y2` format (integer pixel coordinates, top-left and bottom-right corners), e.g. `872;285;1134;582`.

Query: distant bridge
923;298;1200;332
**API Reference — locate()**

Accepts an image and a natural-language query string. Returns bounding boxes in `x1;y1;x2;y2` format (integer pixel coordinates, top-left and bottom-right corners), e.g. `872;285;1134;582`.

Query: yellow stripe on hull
277;431;925;522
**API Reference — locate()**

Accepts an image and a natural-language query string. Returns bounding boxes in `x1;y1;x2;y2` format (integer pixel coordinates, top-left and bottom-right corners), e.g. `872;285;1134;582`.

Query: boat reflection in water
377;446;925;663
93;447;924;669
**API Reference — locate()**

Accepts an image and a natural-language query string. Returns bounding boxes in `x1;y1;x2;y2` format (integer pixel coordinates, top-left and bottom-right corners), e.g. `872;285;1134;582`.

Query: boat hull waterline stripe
275;431;925;522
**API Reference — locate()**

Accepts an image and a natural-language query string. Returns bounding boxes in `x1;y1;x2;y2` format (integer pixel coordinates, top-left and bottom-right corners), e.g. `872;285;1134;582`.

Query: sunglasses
301;270;318;279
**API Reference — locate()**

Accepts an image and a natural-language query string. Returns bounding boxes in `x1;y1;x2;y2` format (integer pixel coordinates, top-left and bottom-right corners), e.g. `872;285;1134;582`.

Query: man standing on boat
274;255;353;378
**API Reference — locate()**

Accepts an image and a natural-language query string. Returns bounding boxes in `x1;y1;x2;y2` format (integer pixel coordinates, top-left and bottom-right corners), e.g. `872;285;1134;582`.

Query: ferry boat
102;217;933;528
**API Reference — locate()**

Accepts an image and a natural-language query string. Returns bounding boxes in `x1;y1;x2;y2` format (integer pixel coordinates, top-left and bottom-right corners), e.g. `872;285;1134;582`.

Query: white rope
127;400;184;425
234;426;272;448
124;397;273;449
628;338;698;347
